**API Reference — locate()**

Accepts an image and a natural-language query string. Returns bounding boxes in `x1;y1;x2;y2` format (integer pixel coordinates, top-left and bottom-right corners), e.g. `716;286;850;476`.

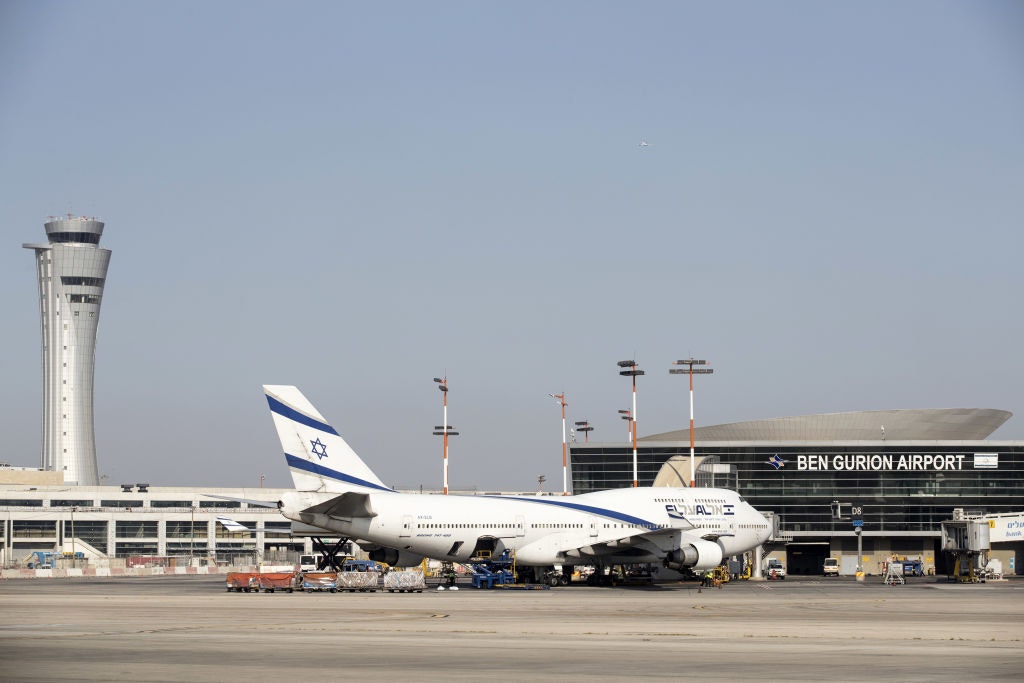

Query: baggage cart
301;571;338;592
259;571;296;593
226;572;260;593
384;569;426;592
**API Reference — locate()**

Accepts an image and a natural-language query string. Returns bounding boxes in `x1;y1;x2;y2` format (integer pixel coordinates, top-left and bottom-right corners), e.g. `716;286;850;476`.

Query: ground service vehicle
900;558;924;576
25;551;56;569
823;557;840;576
765;557;786;579
23;551;84;568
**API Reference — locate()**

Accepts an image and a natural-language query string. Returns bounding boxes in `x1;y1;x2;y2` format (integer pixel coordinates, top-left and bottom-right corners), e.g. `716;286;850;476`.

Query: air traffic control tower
23;215;111;486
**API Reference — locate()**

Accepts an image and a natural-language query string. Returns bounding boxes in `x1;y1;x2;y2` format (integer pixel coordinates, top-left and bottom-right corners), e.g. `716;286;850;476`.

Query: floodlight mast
574;420;593;443
548;392;568;495
618;360;645;487
432;377;458;494
618;409;633;443
669;358;714;487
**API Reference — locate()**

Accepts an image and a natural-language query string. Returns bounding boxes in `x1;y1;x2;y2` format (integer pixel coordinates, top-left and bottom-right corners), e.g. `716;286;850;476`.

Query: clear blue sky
2;1;1022;490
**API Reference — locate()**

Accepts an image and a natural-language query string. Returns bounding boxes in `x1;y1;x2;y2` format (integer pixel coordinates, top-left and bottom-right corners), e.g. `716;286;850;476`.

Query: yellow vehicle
711;566;730;584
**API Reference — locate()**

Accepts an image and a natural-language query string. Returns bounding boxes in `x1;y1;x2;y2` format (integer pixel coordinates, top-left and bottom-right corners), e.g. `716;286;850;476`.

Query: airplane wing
560;527;672;560
560;525;732;562
300;491;377;519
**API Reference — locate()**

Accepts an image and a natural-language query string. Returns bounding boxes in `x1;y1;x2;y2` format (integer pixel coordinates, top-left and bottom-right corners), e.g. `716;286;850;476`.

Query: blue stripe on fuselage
267;395;340;436
485;495;656;527
285;453;394;492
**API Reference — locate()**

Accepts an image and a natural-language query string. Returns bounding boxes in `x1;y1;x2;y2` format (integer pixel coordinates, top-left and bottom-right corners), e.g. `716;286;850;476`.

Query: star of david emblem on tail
310;437;328;460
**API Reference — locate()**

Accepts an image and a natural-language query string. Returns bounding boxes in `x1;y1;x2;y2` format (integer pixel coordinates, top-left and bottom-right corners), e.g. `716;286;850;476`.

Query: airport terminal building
569;408;1024;575
3;407;1022;577
0;475;300;569
3;408;1021;578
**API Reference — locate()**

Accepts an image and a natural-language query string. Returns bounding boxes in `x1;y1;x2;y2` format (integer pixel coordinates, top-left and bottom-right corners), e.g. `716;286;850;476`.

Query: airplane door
589;520;598;537
400;515;412;538
515;515;525;537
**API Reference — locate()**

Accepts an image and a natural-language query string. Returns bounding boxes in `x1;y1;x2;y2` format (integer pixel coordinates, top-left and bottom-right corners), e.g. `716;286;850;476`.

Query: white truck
765;557;786;579
299;554;319;572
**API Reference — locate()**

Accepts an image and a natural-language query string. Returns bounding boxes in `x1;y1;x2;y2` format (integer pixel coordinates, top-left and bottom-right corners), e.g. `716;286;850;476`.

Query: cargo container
226;572;260;592
258;572;296;593
384;569;426;592
300;572;338;592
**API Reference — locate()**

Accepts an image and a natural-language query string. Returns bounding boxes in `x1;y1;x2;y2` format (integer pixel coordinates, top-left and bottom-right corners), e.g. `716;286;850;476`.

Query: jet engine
366;546;425;568
663;539;724;572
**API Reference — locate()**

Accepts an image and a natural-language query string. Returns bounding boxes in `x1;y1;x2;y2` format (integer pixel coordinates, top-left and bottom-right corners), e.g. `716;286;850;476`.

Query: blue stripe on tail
266;395;340;435
285;454;395;492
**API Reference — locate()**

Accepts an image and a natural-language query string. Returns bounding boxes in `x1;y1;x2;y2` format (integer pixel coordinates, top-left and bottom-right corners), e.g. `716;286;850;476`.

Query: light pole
617;360;644;487
70;505;77;561
190;505;195;564
432;377;459;495
669;358;714;487
574;420;593;443
548;392;568;495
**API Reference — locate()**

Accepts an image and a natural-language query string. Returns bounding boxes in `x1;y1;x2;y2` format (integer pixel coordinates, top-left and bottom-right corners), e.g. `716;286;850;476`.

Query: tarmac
0;574;1021;682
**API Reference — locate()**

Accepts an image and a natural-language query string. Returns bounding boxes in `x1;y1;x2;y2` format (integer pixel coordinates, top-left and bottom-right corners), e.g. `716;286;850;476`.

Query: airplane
264;384;772;584
639;139;650;148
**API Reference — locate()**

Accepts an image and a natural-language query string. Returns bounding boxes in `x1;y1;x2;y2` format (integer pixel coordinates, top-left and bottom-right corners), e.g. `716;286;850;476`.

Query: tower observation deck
23;215;112;486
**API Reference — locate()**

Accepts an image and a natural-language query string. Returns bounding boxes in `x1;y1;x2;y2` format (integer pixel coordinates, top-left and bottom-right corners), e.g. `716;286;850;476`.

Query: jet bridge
941;512;990;583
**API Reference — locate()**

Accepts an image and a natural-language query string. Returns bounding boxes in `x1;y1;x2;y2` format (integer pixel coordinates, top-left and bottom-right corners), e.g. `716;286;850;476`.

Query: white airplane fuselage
279;485;769;568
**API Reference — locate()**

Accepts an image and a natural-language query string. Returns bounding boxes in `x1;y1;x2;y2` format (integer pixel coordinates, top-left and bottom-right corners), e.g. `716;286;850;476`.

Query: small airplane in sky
261;385;772;584
639;139;650;148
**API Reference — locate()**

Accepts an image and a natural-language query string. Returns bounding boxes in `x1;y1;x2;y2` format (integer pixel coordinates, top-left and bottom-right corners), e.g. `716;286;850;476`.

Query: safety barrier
1;564;240;579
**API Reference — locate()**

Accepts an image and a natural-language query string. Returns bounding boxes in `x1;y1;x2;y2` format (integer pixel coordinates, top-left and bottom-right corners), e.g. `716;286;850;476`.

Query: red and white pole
670;358;713;489
689;369;696;488
559;394;568;495
631;375;638;488
433;376;457;495
442;379;449;495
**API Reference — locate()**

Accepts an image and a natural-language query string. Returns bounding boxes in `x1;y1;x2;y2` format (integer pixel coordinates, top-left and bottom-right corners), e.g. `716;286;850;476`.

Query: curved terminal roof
642;408;1013;442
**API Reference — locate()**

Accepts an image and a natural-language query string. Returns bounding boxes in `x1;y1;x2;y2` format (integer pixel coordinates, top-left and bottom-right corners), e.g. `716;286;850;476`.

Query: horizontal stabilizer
302;491;377;519
204;494;278;509
216;516;252;532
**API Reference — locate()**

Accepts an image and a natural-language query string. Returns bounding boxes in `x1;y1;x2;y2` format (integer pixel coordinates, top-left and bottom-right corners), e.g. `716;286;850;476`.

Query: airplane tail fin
263;385;393;494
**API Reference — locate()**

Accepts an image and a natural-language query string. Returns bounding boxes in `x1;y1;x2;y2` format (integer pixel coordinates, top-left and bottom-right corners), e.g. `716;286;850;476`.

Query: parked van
823;557;840;576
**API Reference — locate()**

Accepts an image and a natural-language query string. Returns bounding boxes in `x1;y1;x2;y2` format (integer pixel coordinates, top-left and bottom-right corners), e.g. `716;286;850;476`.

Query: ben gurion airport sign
795;453;999;471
